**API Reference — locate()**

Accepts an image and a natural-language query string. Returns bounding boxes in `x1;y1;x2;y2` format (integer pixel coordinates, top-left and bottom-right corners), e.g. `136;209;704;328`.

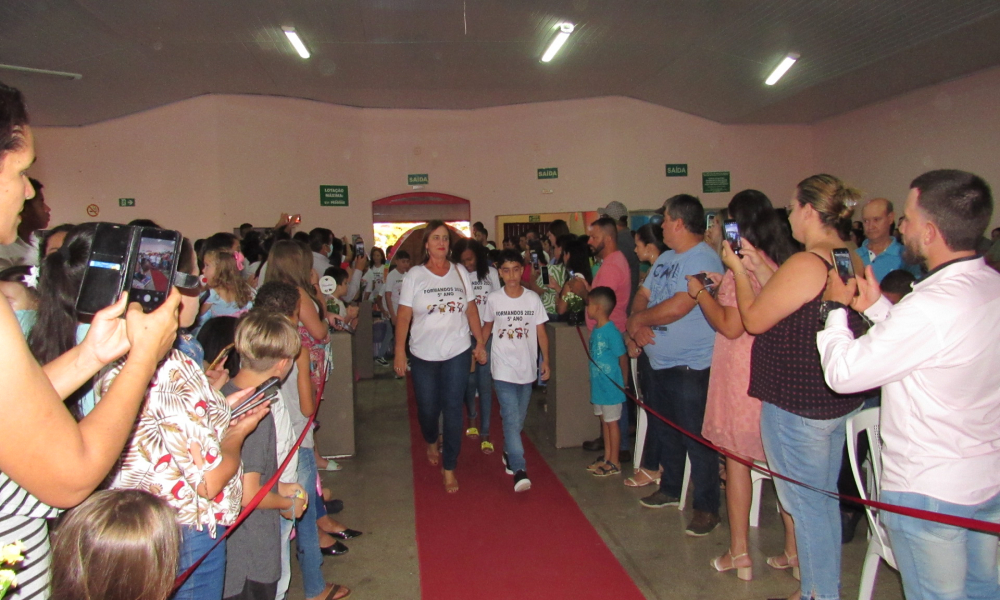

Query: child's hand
205;367;230;391
539;360;550;381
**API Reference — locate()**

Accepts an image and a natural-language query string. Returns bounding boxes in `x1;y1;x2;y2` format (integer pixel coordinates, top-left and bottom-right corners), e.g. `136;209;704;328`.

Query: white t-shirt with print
383;268;406;313
466;266;502;326
362;265;387;300
399;264;474;361
482;287;548;384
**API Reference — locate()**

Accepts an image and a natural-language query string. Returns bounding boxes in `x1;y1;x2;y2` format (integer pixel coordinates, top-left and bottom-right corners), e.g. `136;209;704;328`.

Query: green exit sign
537;167;558;179
528;215;541;223
666;164;688;177
118;198;135;207
408;174;429;185
320;185;349;207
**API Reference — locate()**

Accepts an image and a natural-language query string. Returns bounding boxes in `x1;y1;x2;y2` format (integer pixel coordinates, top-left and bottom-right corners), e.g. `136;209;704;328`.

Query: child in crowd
252;282;355;600
197;247;255;331
321;266;360;332
0;265;39;331
481;249;550;492
49;490;180;600
585;286;628;477
222;311;307;600
880;268;917;304
382;250;412;374
361;247;387;305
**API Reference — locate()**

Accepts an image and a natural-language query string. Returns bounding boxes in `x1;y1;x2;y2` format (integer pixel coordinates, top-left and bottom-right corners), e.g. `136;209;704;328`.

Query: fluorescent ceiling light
765;53;799;85
541;23;575;63
282;26;311;59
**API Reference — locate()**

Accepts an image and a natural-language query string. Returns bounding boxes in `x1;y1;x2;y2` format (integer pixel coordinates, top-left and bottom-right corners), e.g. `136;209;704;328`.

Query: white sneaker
513;470;531;492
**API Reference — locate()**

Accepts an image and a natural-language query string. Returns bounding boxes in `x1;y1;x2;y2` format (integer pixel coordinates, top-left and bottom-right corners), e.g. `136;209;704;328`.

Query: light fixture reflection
541;23;575;63
765;53;799;85
282;26;311;59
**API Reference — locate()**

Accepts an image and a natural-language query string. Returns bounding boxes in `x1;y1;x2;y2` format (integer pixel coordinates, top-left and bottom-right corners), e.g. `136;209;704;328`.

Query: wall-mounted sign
528;215;541;223
320;185;349;207
537;168;558;179
702;171;731;194
666;164;688;177
408;174;429;186
118;198;135;207
86;204;100;217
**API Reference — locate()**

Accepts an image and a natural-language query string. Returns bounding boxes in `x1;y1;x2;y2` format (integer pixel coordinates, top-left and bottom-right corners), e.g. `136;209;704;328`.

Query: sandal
766;551;800;581
481;440;494;454
711;550;752;581
586;457;606;473
593;462;621;477
465;427;480;439
624;468;661;488
323;584;351;600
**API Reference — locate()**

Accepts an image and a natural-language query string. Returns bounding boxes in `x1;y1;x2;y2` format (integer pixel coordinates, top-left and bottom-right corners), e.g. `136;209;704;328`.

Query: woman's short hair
235;310;301;372
49;490;180;600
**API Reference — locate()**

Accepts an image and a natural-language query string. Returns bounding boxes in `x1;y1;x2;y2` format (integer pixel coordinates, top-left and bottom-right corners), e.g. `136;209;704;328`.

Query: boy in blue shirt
586;286;628;476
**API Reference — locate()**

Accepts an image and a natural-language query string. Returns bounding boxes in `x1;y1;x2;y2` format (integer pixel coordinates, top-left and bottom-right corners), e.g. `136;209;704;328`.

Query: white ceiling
3;0;1000;127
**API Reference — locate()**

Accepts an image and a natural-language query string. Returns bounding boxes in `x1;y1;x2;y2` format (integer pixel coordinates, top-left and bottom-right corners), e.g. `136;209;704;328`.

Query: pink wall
815;66;1000;230
30;95;813;240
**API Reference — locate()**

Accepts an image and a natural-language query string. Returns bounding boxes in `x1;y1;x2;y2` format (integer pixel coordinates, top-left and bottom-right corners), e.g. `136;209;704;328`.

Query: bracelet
735;270;749;277
694;288;707;302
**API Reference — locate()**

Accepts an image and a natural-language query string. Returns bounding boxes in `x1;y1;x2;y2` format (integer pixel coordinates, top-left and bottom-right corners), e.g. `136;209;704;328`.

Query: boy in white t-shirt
481;249;550;492
382;251;412;373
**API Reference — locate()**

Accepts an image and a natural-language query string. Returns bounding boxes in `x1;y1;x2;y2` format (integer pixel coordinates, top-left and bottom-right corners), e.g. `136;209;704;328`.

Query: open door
371;192;471;258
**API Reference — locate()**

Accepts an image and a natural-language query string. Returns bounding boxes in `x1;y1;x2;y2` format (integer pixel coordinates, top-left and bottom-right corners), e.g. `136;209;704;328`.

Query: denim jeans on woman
174;525;227;600
882;489;1000;600
294;447;327;598
761;401;860;600
411;346;473;471
465;337;493;438
493;380;533;472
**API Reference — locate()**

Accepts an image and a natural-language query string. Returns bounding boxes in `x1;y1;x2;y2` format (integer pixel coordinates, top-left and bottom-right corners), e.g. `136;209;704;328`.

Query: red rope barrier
575;325;1000;535
172;372;328;590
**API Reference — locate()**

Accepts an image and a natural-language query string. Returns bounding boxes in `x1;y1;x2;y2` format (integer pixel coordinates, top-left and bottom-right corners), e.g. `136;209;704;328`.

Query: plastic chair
846;407;896;600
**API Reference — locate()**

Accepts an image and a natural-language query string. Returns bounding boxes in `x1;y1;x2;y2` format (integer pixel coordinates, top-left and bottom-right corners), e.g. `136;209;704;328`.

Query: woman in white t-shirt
394;222;487;493
452;238;502;454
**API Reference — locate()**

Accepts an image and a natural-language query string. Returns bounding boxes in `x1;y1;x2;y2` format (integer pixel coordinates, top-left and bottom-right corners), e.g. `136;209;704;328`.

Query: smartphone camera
723;220;743;256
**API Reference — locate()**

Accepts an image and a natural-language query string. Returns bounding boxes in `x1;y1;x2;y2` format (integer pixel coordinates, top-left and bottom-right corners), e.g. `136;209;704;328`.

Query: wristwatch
818;300;847;325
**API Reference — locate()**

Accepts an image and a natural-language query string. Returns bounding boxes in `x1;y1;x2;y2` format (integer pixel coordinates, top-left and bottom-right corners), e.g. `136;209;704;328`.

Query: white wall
30;95;813;240
814;65;1000;229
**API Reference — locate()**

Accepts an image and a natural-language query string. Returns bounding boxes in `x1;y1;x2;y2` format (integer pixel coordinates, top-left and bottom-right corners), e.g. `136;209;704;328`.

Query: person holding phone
0;82;183;598
722;175;869;600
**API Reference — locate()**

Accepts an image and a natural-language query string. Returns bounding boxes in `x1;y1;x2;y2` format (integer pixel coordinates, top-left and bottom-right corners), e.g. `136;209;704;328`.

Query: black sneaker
582;436;605;452
513;470;531;492
374;357;390;367
502;452;513;475
639;490;680;509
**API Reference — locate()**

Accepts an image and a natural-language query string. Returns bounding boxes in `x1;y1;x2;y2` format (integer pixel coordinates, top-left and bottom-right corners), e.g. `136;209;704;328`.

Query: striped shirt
0;470;61;599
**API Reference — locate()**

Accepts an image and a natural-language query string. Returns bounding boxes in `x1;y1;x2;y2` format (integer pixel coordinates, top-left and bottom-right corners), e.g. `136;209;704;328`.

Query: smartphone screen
129;228;180;312
541;266;550;285
832;248;855;283
530;251;539;266
705;211;717;231
76;223;133;315
723;220;742;255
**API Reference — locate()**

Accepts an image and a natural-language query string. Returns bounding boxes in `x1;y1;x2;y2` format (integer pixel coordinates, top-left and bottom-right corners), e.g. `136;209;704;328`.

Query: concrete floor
288;369;905;600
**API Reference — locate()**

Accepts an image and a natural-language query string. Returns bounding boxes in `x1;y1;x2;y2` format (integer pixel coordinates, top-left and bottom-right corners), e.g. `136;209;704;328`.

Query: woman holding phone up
395;221;487;493
723;175;868;600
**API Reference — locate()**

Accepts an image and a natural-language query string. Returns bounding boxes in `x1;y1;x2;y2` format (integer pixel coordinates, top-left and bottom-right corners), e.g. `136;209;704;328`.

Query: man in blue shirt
625;194;723;537
857;197;922;282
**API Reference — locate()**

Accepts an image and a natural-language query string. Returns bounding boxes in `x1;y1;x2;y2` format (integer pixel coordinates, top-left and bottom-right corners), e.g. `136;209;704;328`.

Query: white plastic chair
846;407;896;600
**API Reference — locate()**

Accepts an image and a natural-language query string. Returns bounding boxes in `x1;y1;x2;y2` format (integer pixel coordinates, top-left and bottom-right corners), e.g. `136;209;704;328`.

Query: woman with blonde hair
724;175;869;600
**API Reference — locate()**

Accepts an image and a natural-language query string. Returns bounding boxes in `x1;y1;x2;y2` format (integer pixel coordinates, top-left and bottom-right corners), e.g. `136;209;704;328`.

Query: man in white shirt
0;177;48;268
308;227;333;278
817;169;1000;600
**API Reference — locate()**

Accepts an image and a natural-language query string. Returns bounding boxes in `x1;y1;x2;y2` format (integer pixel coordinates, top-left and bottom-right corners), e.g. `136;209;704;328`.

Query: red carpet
407;377;646;599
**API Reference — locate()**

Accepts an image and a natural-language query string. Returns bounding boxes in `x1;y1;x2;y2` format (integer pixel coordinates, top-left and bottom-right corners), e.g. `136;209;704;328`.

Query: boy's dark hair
324;266;349;286
910;169;993;251
589;286;617;314
253;281;300;317
498;249;525;267
394;249;410;261
880;270;917;299
197;316;241;378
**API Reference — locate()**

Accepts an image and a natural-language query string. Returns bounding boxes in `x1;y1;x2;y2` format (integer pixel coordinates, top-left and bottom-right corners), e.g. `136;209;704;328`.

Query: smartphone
207;343;235;372
541;266;550;285
351;234;364;259
292;214;301;225
723;220;743;256
230;376;281;419
530;251;539;266
705;211;717;231
76;223;134;316
693;272;716;292
831;248;856;283
128;227;182;313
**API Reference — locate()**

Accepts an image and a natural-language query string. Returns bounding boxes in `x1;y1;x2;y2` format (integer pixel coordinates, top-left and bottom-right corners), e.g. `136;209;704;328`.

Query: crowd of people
3;76;1000;600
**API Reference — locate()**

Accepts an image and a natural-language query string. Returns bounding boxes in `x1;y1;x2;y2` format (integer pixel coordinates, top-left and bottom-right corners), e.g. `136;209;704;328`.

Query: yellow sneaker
481;441;494;454
465;427;480;439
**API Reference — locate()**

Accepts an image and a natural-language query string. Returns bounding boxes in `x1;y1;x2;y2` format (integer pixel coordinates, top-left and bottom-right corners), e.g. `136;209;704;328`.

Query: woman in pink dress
686;191;799;581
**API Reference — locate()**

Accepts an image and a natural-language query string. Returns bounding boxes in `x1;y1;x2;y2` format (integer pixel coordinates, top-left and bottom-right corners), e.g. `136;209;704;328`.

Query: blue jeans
411;347;472;471
294;448;326;598
494;380;533;472
276;517;293;599
646;365;719;514
761;402;858;600
882;489;1000;600
174;525;227;600
465;337;493;438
